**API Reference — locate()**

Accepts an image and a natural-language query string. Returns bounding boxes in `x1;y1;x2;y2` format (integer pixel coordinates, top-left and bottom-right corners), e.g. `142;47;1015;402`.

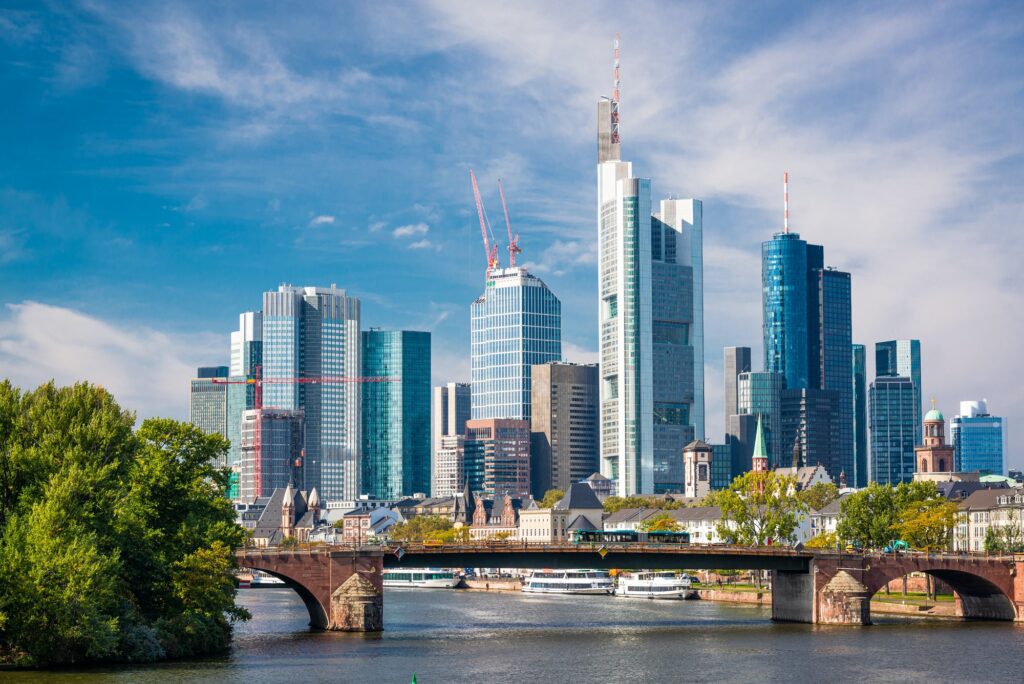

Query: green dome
924;408;944;422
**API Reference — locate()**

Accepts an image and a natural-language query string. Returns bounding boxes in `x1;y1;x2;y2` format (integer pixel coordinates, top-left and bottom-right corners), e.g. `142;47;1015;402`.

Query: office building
781;388;842;475
725;413;759;482
724;347;752;428
470;267;561;422
869;376;918;484
361;330;431;499
529;362;599;497
876;339;922;442
227;311;262;469
238;408;304;501
736;371;785;467
262;285;361;501
710;443;732;490
597;45;704;495
951;400;1005;475
464;418;531;499
190;366;229;464
433;382;470;455
852;344;867;487
433;435;466;498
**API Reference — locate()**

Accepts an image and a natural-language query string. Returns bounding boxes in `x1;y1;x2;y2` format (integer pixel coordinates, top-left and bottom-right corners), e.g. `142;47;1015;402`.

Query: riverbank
460;578;522;592
695;586;959;618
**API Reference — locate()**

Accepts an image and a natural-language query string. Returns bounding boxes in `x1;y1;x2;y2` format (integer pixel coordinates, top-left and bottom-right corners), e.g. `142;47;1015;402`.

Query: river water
7;587;1024;683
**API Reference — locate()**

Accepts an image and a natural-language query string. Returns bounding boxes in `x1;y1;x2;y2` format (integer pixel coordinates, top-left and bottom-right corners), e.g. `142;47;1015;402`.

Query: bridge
236;543;1024;631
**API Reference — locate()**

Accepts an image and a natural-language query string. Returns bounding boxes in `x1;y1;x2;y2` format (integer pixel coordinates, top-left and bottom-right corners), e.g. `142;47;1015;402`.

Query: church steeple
752;415;769;473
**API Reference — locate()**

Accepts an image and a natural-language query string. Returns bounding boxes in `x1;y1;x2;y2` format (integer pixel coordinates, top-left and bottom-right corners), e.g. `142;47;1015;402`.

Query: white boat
383;569;457;588
248;570;285;588
615;571;693;599
522;570;614;595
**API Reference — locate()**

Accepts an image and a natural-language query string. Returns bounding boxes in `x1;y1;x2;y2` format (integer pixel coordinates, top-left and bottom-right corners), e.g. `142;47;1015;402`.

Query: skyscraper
470;267;561;422
763;232;810;390
433;434;466;498
190;366;229;464
433;383;470;453
951;400;1004;474
262;285;361;501
724;347;752;429
529;362;599;497
597;39;704;495
361;330;431;499
852;344;867;487
239;408;304;501
876;339;923;443
737;371;785;467
869;375;917;484
227;311;262;469
464;418;531;499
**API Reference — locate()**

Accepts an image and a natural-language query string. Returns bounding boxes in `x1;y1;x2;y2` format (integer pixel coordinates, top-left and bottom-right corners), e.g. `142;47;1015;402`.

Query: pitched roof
752;415;768;460
604;508;658;524
669;506;722;522
585;472;611;482
566;514;601;531
958;488;1011;511
555;482;604;511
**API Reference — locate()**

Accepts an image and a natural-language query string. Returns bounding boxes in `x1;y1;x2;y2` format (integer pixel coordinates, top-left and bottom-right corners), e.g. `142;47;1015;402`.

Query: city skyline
1;2;1021;469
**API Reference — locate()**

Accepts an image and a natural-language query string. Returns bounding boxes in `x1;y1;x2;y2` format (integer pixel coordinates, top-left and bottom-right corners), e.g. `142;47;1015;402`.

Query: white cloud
0;302;222;421
562;341;598;365
408;239;433;250
393;222;429;238
309;214;335;226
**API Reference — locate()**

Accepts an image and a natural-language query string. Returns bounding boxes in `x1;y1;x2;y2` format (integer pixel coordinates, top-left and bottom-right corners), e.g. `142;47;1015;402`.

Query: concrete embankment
695;588;958;618
460;578;522;592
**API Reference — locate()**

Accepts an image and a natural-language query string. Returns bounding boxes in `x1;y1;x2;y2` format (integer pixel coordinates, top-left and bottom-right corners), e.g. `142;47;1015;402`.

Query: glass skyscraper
596;79;704;495
951;400;1004;474
852;343;867;487
763;232;810;390
869;375;917;484
470;267;561;422
876;339;922;444
736;371;785;467
227;311;262;470
262;285;361;502
361;329;431;499
190;366;229;464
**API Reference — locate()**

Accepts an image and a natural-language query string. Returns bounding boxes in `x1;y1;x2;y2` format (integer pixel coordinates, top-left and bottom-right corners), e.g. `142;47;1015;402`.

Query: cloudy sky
1;1;1021;466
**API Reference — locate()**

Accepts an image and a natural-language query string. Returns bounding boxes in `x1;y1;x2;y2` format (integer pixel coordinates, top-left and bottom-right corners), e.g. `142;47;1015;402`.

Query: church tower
915;400;954;474
752;415;770;474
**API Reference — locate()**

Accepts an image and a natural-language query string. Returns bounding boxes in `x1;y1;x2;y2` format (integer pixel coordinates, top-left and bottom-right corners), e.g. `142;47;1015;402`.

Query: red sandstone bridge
236;543;1024;632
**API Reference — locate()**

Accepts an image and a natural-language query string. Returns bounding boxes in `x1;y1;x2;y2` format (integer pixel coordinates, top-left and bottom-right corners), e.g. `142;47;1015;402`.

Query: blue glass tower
227;311;262;473
361;329;431;498
762;232;810;390
471;267;561;422
852;343;867;487
869;375;917;484
876;339;922;444
951;400;1004;474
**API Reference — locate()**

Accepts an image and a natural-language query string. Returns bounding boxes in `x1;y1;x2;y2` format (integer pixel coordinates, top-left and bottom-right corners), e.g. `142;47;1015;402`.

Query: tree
804;531;839;549
538;489;564;509
711;471;806;546
836;481;939;549
386;515;455;542
603;495;684;514
798;482;840;511
638;512;680;532
897;499;959;551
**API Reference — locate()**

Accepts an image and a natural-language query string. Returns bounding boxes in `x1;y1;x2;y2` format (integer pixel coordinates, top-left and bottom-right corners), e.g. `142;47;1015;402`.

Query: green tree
804;531;839;549
538;489;564;509
798;482;840;511
386;515;455;542
603;495;683;514
836;481;939;549
897;499;959;551
710;471;806;546
638;512;680;532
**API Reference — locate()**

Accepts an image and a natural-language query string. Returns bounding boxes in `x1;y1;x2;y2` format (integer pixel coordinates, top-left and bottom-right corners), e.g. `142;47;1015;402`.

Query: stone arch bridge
236;544;1024;631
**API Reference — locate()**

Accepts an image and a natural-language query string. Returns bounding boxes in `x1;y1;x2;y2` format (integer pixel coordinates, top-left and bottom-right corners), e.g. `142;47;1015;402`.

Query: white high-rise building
596;39;704;496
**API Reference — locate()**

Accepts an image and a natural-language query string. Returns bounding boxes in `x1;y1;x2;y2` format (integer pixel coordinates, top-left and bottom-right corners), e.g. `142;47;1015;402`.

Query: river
7;587;1024;683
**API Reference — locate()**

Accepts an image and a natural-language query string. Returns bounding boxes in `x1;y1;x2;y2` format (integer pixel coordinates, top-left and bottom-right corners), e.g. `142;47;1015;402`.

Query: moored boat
522;570;614;595
383;569;457;588
615;571;693;599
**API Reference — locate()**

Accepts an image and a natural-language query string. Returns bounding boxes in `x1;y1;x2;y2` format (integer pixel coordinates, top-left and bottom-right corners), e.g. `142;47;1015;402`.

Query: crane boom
470;169;500;273
497;178;521;268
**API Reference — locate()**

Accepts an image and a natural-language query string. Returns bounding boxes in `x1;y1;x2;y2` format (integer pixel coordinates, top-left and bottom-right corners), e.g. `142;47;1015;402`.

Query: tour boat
615;571;693;599
250;570;285;587
521;570;614;595
383;569;457;588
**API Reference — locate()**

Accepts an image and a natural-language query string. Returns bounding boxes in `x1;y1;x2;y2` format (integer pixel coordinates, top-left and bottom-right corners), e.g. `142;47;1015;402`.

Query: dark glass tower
875;339;922;444
762;232;810;390
852;344;868;487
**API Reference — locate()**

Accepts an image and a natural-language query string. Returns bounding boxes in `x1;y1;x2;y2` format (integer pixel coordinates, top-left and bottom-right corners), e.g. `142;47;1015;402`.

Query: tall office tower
530;362;599;497
190;366;229;462
238;408;304;501
852;344;868;487
762;175;853;478
724;347;752;428
464;418;531;499
710;443;732;490
470;267;561;422
780;388;841;474
433;383;471;456
876;339;922;442
725;414;759;481
227;311;262;469
736;371;785;467
597;39;704;495
262;285;361;501
951;400;1005;474
433;435;466;498
869;375;918;484
361;330;431;499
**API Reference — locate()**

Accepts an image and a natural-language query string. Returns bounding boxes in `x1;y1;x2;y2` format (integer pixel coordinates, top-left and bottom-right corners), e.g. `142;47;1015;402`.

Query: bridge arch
241;564;329;629
862;560;1018;621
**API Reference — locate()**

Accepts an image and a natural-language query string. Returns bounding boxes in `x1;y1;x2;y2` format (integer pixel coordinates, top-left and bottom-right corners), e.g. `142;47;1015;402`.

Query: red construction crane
497;178;521;268
212;367;396;497
470;168;500;273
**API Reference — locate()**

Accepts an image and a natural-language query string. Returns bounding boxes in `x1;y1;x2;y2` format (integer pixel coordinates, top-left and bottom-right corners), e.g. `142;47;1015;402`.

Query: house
669;507;725;544
603;508;663;532
518;482;604;543
470;494;523;540
808;495;848;539
250;484;322;547
582;472;615;500
773;465;833;490
955;488;1024;552
337;507;402;544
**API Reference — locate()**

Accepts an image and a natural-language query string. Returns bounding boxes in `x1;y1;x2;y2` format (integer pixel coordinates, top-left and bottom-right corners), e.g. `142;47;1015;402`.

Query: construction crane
497;178;521;268
211;367;396;496
470;169;500;273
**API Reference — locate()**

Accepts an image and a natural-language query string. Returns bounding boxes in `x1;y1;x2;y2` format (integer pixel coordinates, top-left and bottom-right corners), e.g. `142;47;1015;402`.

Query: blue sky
1;1;1022;466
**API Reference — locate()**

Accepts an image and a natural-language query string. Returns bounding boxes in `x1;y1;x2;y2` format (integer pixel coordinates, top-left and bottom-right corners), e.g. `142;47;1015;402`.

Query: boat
383;569;457;588
521;570;614;595
250;570;286;588
615;571;693;599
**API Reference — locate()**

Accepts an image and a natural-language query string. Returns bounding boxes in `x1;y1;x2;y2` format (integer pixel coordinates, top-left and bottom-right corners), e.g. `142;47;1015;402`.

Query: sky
0;1;1022;467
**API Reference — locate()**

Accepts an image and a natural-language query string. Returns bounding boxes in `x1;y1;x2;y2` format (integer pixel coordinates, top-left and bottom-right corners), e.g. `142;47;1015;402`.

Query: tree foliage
638;512;680;532
0;381;246;667
798;482;840;511
386;515;456;542
804;531;839;549
836;481;940;550
897;499;959;551
710;471;806;546
538;489;564;509
984;521;1024;554
603;495;684;514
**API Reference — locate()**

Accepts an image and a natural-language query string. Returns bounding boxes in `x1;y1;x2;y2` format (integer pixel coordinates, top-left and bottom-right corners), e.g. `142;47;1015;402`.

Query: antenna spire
611;33;621;145
783;171;790;234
